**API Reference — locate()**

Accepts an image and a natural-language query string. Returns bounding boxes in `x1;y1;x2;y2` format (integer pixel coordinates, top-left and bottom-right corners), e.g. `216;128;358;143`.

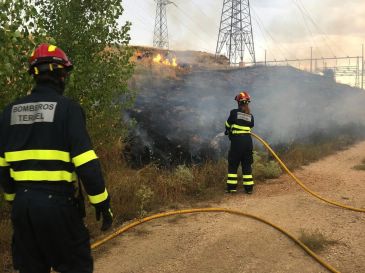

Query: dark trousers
11;186;93;273
227;135;254;191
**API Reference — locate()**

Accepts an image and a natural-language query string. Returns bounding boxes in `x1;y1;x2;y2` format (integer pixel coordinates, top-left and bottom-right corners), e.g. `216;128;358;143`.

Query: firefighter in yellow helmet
0;44;113;273
225;91;255;194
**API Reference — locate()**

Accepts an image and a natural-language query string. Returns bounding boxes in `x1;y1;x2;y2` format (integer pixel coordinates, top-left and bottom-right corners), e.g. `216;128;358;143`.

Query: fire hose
92;208;340;273
91;133;365;272
251;132;365;213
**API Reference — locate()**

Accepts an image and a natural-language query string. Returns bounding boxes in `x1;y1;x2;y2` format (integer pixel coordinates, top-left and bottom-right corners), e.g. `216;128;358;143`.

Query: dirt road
94;141;365;273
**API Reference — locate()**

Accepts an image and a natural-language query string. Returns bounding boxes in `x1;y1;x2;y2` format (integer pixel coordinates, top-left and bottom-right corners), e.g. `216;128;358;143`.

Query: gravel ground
94;141;365;273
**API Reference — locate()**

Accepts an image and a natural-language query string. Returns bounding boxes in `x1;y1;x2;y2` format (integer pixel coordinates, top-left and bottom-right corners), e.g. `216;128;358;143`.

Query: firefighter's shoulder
0;94;33;123
65;98;86;116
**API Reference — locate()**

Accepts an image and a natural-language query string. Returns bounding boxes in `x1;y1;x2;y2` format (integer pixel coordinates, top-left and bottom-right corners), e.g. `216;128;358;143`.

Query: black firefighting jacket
225;109;254;136
0;83;108;205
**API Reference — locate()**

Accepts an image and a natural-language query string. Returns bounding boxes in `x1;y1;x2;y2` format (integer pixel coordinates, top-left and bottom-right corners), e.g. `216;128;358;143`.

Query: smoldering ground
125;66;365;167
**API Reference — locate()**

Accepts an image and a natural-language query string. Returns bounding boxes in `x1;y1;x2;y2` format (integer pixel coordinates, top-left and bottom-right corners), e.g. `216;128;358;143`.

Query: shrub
136;185;155;217
299;229;339;252
353;158;365;171
253;151;282;181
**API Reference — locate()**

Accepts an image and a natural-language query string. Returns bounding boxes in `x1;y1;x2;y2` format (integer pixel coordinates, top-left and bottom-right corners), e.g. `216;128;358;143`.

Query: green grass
299;229;339;252
253;151;282;180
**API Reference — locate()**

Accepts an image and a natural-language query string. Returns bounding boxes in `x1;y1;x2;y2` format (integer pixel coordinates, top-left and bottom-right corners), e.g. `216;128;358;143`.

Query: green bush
253;151;282;181
136;185;155;217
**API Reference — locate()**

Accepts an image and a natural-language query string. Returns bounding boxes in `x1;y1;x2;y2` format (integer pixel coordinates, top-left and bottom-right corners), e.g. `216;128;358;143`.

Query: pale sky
121;0;365;63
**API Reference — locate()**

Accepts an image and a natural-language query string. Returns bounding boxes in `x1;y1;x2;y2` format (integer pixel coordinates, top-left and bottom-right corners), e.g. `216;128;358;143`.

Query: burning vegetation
153;54;178;67
126;50;365;168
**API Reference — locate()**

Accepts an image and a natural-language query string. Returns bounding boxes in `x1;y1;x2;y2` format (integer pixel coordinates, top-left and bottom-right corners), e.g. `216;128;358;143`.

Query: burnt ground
124;66;365;168
95;140;365;273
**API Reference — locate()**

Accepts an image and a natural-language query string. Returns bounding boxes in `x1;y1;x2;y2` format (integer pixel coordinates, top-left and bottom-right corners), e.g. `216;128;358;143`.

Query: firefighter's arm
250;114;255;128
0;114;15;202
225;110;234;134
67;101;113;230
0;162;15;202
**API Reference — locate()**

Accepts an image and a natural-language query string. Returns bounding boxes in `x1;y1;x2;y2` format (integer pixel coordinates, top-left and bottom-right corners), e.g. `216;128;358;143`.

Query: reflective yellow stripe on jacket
5;150;71;163
10;169;77;182
4;149;97;183
4;193;16;201
0;156;9;167
231;124;251;134
72;150;98;167
5;149;98;166
88;188;108;204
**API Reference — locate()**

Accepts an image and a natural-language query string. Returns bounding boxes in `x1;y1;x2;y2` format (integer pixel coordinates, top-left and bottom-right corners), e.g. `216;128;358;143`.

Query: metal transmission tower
153;0;174;49
216;0;256;65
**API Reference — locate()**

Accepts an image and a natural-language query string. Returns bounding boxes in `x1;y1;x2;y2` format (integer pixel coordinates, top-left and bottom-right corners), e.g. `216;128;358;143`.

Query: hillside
125;54;365;167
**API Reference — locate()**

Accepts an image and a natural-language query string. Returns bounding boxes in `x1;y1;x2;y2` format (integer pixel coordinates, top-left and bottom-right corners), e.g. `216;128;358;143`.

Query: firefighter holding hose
0;44;113;273
225;91;255;194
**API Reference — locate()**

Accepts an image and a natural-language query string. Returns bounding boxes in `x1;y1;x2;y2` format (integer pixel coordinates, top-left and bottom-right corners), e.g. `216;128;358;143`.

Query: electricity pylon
153;0;174;49
216;0;256;65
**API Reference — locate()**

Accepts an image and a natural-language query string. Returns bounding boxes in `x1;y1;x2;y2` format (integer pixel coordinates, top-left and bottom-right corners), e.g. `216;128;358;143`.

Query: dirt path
94;141;365;273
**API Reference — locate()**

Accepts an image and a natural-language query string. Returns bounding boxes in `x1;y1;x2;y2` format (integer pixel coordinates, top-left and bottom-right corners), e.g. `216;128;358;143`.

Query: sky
120;0;365;64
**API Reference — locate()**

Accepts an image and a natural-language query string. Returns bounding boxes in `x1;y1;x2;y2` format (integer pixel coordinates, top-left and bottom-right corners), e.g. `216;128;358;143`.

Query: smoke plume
125;66;365;167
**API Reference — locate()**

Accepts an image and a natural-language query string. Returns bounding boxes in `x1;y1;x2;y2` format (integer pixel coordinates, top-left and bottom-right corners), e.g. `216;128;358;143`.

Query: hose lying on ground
91;208;341;273
92;133;365;272
251;132;365;213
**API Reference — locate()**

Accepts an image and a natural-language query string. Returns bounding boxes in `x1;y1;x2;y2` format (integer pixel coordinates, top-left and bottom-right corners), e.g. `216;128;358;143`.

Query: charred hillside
125;65;365;167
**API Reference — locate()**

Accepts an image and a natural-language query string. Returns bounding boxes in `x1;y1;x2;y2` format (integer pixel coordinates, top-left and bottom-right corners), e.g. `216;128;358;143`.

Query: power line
295;0;332;56
148;0;213;52
296;0;340;55
250;13;278;60
174;5;214;42
194;2;212;20
291;0;325;57
251;7;291;60
293;0;338;57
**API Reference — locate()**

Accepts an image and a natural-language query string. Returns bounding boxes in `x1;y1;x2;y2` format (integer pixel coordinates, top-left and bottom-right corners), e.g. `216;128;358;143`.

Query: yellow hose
91;208;340;273
91;133;365;272
251;133;365;213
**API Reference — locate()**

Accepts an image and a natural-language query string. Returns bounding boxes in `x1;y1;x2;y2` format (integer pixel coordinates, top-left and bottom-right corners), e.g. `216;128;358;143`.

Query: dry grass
353;164;365;171
167;214;188;224
299;229;339;252
131;227;150;237
0;217;12;273
353;158;365;171
0;134;360;270
277;134;359;170
83;148;228;240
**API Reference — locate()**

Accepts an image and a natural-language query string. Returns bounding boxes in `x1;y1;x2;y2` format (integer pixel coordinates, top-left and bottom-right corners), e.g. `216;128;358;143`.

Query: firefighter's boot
244;185;254;194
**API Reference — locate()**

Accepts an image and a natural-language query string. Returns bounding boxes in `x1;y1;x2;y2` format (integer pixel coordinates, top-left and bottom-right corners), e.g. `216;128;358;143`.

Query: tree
0;0;44;109
35;0;135;148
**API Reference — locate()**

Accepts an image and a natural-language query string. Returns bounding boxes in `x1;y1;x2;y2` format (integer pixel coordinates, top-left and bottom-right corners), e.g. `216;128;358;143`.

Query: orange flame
153;54;178;67
172;58;177;67
153;54;162;63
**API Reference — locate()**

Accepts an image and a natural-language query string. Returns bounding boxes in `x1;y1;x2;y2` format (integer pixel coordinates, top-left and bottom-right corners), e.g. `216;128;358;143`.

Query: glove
94;196;113;231
224;129;229;136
